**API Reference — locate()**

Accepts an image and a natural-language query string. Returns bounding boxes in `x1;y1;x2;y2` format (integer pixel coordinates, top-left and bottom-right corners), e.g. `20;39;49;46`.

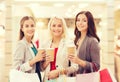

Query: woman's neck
52;36;61;43
25;36;32;43
80;31;87;39
77;31;86;47
51;37;61;48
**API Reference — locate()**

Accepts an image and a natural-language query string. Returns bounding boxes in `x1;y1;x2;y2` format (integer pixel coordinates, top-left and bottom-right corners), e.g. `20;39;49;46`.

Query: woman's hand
29;50;46;67
68;54;86;67
35;50;46;62
47;70;59;79
42;52;53;69
68;54;79;64
45;54;53;63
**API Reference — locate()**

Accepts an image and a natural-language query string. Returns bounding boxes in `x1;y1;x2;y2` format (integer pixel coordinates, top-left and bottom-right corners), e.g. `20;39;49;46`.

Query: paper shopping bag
76;72;100;82
66;76;76;82
99;68;117;82
9;69;40;82
46;75;66;82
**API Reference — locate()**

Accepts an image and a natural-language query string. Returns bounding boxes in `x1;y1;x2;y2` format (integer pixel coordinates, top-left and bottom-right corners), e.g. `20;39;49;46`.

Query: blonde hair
47;16;68;39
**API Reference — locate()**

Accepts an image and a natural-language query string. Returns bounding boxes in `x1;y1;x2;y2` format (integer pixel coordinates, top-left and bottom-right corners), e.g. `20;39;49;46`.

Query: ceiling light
78;3;89;8
53;3;64;7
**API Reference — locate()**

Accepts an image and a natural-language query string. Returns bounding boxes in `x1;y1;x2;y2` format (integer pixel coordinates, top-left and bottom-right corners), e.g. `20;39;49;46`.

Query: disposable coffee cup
46;48;54;62
38;48;45;54
67;46;76;55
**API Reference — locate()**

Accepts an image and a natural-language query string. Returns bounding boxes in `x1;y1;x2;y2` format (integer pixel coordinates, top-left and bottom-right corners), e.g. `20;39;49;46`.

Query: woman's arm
40;53;53;70
89;38;100;71
13;42;33;72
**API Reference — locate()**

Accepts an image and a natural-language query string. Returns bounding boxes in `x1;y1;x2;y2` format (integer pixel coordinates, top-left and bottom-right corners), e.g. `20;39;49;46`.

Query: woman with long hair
68;11;100;73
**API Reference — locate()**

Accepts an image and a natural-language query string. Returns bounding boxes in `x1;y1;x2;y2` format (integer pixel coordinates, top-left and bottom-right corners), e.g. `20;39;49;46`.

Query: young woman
68;11;100;74
12;16;45;82
41;16;77;82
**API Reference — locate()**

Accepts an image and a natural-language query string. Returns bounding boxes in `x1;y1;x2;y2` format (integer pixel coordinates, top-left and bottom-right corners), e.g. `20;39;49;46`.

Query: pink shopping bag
76;72;100;82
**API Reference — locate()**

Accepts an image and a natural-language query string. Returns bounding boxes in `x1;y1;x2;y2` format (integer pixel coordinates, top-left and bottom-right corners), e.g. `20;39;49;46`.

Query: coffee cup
38;48;45;54
46;48;54;62
67;46;76;55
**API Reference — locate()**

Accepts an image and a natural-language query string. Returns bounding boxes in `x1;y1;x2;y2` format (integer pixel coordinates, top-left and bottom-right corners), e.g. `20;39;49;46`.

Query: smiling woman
12;16;46;82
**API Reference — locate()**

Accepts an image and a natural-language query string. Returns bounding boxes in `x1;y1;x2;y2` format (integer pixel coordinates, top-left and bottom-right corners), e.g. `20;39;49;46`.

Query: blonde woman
41;16;78;82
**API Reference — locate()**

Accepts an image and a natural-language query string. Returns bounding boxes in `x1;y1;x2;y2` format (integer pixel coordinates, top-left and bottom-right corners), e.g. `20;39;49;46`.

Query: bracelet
59;68;65;75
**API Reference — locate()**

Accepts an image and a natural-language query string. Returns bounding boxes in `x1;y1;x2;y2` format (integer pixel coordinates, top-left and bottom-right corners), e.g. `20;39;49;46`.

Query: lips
28;30;34;33
53;30;60;33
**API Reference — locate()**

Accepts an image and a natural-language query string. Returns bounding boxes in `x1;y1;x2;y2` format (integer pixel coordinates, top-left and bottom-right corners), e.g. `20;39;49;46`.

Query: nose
79;21;82;24
54;26;59;30
79;21;84;26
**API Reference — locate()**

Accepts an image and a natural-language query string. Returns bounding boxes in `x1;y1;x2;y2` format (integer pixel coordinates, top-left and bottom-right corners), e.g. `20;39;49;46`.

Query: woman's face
50;18;63;37
22;19;35;38
76;14;88;32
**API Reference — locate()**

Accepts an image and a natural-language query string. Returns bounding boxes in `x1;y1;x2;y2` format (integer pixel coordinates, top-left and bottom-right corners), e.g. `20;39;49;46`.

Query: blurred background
0;0;120;82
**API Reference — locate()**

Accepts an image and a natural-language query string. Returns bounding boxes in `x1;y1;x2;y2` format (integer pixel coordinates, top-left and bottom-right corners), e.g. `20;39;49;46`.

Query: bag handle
92;63;98;72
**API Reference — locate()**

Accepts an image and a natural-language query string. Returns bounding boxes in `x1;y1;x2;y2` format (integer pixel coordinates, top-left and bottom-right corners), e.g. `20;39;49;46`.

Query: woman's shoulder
16;39;27;47
13;40;27;53
87;36;98;43
86;36;100;50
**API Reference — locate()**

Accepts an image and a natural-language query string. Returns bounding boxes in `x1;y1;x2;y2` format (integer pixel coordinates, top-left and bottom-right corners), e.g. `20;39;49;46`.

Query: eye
77;19;80;21
58;24;62;28
83;19;87;22
31;24;34;27
76;19;80;21
25;25;29;27
52;24;56;27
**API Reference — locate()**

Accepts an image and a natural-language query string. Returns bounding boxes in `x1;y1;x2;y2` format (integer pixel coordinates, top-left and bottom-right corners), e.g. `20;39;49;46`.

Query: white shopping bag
46;75;67;82
76;72;100;82
9;69;40;82
66;76;76;82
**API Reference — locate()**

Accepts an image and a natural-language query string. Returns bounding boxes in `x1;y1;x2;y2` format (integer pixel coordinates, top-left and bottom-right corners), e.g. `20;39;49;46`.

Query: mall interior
0;0;120;82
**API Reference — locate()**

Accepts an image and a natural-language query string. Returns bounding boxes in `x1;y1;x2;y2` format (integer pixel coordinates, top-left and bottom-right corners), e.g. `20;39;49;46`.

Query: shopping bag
9;69;40;82
66;76;76;82
76;72;100;82
99;68;117;82
46;75;66;82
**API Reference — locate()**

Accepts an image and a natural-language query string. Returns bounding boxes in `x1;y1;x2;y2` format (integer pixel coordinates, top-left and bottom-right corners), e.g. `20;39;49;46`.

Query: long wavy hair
74;11;100;48
19;16;35;40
